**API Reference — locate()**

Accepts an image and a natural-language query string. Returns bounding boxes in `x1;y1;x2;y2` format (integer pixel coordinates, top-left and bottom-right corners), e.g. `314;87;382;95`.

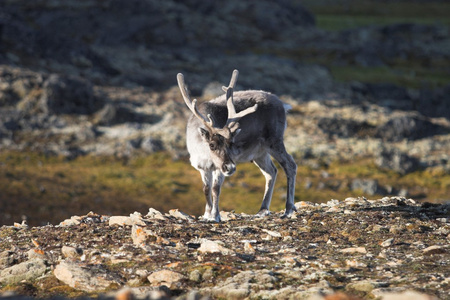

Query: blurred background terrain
0;0;449;226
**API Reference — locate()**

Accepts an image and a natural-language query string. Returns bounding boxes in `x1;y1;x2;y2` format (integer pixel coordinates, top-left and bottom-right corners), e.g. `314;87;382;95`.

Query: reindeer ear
198;127;210;140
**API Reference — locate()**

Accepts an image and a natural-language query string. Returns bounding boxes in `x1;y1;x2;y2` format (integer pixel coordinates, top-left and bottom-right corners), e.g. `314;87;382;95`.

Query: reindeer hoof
255;209;271;217
281;208;297;219
200;215;221;223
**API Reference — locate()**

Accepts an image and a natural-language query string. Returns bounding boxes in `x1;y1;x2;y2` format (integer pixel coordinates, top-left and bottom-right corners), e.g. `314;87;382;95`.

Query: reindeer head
177;70;258;176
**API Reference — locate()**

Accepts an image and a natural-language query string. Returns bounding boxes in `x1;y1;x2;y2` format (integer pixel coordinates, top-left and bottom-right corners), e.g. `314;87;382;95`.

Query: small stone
114;288;134;300
146;208;166;220
220;211;237;221
131;225;155;246
189;269;202;282
339;247;367;254
295;201;316;209
327;199;340;207
389;225;404;234
283;236;293;242
61;246;81;259
344;197;360;204
346;281;375;293
423;245;447;255
147;270;185;289
168;209;195;221
59;216;82;227
378;250;387;259
261;229;282;238
202;268;214;281
326;206;341;213
27;249;46;260
197;239;235;255
372;224;385;232
129;212;146;226
126;278;142;287
13;220;28;229
381;238;394;247
110;212;146;226
346;259;367;268
109;216;133;226
244;242;256;254
135;269;149;278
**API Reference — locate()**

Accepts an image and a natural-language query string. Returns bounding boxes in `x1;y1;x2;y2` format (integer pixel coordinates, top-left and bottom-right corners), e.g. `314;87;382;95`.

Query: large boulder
376;115;448;142
39;74;102;115
375;148;421;175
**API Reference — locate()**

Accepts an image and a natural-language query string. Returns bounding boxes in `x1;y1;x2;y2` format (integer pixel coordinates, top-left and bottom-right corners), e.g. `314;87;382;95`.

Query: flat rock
202;270;276;299
109;212;146;227
147;270;185;289
339;247;367;254
423;245;447;255
54;261;121;292
197;239;235;255
0;258;47;285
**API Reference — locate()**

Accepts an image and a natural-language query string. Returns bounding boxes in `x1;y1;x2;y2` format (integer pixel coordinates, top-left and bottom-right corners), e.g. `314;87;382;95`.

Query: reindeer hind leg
268;143;297;217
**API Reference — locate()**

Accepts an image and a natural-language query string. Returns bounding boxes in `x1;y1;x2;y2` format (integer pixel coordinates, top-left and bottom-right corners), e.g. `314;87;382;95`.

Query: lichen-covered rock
54;261;121;292
147;270;185;289
0;258;48;285
201;270;277;299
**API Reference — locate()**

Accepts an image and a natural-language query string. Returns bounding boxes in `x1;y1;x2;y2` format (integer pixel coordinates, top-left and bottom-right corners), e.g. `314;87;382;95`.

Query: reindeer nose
222;163;236;176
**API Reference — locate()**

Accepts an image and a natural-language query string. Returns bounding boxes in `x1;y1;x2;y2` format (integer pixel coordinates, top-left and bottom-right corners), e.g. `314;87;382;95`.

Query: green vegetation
298;0;450;89
0;152;448;226
329;65;450;89
302;0;450;30
315;15;449;31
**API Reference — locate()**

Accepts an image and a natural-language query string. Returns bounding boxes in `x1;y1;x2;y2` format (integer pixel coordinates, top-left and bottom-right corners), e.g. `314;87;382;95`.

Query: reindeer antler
222;70;258;131
177;70;258;139
177;73;215;130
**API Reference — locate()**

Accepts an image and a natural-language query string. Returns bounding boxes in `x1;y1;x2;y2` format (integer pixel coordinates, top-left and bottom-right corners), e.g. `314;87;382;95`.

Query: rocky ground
0;197;449;299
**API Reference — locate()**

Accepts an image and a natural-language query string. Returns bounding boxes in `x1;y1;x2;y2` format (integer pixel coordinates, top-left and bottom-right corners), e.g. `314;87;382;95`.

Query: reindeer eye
209;143;216;150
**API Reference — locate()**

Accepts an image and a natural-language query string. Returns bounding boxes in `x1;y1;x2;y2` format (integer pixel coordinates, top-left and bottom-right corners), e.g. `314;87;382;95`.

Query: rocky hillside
1;197;449;299
0;0;449;172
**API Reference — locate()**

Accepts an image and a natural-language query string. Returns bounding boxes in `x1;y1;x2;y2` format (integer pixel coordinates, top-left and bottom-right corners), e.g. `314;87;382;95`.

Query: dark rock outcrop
39;74;102;115
375;148;421;175
376;115;448;142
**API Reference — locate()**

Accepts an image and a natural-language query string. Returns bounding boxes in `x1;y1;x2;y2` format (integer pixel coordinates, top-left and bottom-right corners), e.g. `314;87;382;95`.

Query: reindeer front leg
209;169;225;222
200;169;213;220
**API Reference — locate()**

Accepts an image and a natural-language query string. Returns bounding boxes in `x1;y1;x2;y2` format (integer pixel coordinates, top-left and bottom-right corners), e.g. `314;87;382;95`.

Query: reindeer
177;70;297;222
